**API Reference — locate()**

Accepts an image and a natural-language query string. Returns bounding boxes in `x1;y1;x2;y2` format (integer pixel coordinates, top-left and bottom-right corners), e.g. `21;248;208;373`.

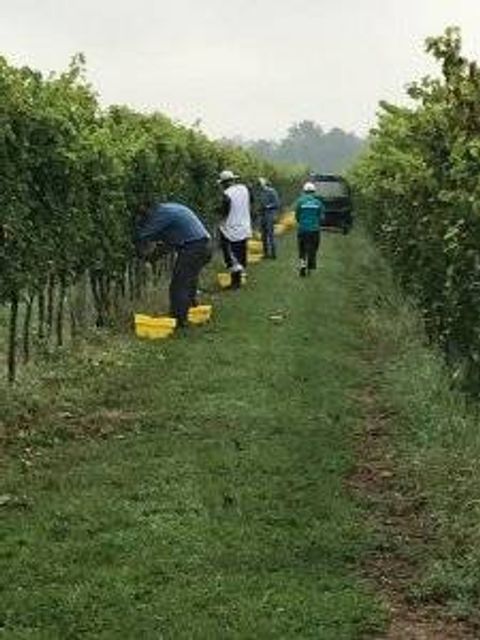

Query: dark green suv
312;174;353;235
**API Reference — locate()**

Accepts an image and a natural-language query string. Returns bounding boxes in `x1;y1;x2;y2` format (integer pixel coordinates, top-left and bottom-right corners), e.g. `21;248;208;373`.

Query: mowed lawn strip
0;233;385;639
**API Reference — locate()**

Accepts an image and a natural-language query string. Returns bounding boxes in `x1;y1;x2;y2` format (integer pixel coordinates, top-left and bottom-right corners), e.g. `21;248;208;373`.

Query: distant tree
249;138;278;161
244;120;364;173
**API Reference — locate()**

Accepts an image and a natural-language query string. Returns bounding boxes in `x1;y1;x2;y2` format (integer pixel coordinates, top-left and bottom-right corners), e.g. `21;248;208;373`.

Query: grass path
1;232;388;638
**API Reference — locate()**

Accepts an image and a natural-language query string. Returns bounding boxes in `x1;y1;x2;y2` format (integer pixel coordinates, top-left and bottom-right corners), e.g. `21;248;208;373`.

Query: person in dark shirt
258;177;281;259
135;202;212;327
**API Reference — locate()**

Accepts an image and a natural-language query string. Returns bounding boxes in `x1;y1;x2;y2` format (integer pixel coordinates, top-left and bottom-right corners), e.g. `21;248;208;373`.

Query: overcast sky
2;1;480;140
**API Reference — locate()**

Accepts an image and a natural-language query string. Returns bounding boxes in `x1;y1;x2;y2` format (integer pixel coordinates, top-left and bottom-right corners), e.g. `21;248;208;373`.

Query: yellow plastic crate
217;272;231;288
134;314;177;339
280;212;296;230
188;305;213;325
247;239;264;255
217;272;247;288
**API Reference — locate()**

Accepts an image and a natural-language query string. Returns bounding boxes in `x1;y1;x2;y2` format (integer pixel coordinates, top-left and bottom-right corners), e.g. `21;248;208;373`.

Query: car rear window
314;180;349;198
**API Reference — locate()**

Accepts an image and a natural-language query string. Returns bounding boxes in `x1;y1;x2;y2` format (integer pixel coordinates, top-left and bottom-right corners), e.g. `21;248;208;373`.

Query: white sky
1;0;480;140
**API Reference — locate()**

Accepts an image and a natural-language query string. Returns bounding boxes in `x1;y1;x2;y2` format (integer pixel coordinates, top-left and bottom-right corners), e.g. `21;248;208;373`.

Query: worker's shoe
299;259;307;277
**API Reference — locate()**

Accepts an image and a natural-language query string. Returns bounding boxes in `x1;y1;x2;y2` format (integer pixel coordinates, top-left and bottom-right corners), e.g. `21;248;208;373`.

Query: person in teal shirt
295;182;325;277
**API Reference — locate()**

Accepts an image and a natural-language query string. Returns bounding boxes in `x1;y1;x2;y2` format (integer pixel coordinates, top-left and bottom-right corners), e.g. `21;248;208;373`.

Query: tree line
225;120;364;173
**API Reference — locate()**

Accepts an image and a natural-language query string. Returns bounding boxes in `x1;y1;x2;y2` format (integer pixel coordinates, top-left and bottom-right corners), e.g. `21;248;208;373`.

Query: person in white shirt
218;170;253;289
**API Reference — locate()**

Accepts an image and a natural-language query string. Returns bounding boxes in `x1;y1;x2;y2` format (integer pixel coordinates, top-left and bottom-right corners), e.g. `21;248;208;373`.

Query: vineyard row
0;54;300;381
351;28;480;393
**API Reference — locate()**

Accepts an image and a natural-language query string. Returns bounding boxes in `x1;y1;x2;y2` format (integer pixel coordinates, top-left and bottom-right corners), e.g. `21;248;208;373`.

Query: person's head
302;182;316;194
218;169;239;187
258;177;269;189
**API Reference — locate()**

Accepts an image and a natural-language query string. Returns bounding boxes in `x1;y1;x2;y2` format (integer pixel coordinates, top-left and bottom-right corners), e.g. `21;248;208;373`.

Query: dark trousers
260;210;277;258
170;239;212;325
298;231;320;270
219;232;247;288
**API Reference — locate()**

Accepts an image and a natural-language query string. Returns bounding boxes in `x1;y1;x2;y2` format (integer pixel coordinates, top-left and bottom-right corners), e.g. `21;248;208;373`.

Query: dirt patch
350;387;477;640
62;408;141;438
3;408;143;470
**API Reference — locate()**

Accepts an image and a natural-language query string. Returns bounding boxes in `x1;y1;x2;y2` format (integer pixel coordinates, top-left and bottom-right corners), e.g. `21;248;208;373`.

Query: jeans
260;210;277;258
219;232;247;288
170;239;212;325
298;231;320;270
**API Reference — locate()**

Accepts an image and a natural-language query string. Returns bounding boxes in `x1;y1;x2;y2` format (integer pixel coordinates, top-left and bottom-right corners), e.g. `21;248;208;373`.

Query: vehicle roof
312;173;347;182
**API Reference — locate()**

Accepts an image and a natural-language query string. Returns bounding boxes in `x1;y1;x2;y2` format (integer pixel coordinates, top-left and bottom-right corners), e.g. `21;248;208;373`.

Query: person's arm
294;199;301;223
135;207;169;257
147;240;173;263
258;189;270;213
248;186;255;211
252;187;262;227
219;193;231;219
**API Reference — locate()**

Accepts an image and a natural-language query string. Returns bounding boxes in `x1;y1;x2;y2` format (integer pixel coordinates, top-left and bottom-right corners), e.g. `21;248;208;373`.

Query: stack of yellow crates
247;239;264;264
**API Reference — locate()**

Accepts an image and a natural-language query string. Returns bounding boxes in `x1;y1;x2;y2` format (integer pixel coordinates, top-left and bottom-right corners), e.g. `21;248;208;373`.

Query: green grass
6;228;480;636
0;232;386;639
356;236;480;625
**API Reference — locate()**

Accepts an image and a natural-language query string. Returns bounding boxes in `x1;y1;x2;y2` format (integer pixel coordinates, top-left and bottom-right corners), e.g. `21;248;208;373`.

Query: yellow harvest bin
274;223;286;235
281;212;296;230
192;304;212;316
217;272;247;288
134;314;177;339
217;272;231;288
248;254;262;265
248;239;264;255
188;305;213;325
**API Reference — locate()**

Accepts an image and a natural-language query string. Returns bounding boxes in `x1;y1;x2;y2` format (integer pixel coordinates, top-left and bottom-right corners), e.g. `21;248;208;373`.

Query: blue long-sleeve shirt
135;203;210;253
259;186;280;213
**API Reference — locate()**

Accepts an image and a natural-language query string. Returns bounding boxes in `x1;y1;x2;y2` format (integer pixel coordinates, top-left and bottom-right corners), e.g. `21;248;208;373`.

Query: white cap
303;182;316;193
258;177;268;188
219;169;239;183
